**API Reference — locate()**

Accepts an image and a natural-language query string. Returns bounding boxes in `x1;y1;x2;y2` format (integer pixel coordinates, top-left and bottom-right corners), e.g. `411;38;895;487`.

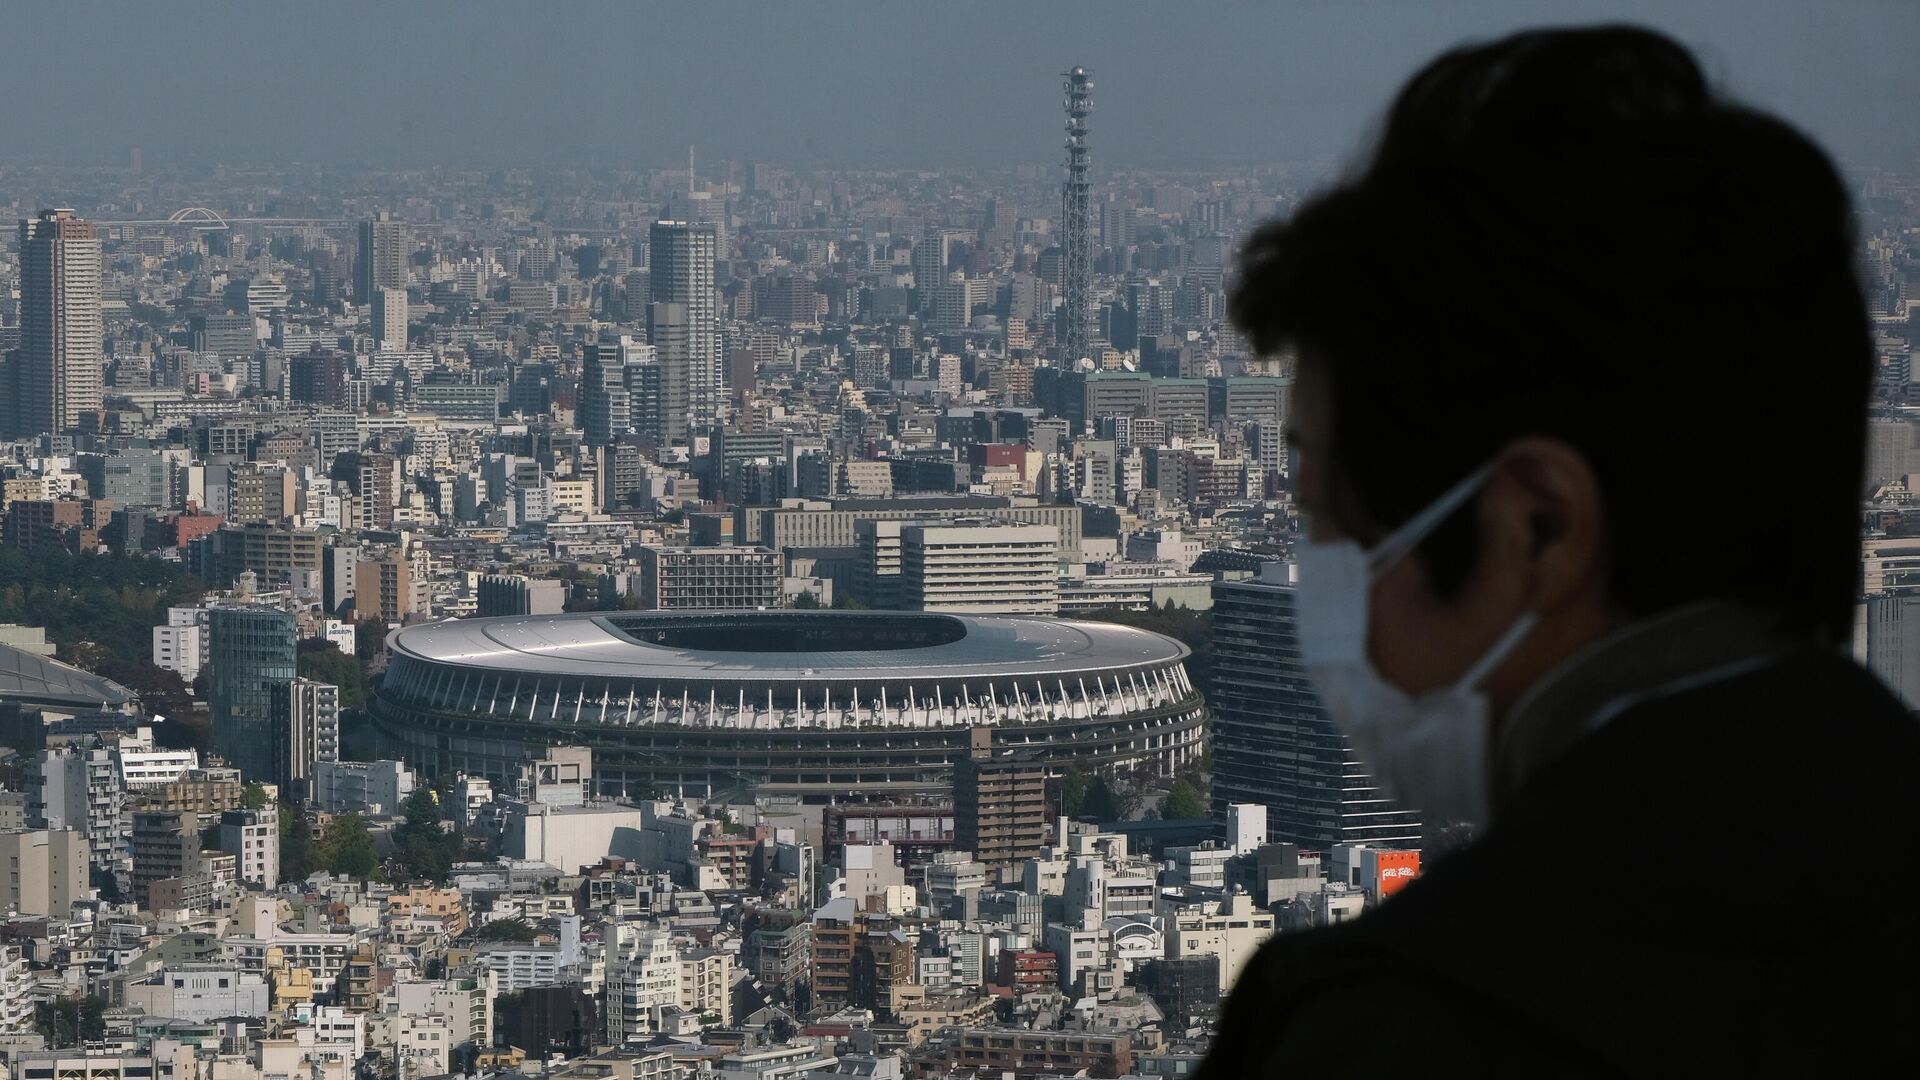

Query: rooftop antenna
1061;65;1094;365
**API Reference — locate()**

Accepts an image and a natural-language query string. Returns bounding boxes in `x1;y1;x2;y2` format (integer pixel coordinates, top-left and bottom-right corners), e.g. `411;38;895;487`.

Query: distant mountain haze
0;0;1912;170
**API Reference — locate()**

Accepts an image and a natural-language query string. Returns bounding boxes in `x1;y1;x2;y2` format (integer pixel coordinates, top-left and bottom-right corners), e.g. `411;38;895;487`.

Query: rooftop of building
0;640;137;710
385;610;1187;683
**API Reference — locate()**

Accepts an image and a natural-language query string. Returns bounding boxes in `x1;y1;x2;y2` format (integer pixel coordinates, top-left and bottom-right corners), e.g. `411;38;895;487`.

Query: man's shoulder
1213;887;1609;1077
1203;649;1920;1077
1624;644;1912;732
1514;646;1920;846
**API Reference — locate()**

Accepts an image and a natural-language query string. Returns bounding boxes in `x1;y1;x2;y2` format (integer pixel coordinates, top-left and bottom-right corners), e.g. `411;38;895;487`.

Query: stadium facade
371;610;1202;800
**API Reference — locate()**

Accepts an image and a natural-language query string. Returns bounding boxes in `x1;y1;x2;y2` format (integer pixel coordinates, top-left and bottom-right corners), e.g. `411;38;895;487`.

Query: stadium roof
0;641;138;711
387;611;1187;684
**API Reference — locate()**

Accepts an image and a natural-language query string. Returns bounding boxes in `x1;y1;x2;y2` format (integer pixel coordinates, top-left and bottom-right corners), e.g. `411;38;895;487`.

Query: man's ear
1483;437;1608;615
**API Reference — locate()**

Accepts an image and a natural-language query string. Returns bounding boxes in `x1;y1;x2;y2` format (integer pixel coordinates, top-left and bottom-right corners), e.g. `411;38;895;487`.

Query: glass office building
209;606;298;783
1209;565;1421;850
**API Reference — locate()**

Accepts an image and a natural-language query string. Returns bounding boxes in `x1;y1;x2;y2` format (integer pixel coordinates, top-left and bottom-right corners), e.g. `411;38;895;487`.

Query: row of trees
34;995;108;1046
1059;765;1140;821
1058;765;1209;823
278;786;464;885
0;548;206;664
280;805;379;881
298;637;371;709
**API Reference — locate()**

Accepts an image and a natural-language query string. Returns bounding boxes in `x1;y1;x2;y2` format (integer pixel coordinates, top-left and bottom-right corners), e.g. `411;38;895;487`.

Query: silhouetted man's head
1233;25;1869;704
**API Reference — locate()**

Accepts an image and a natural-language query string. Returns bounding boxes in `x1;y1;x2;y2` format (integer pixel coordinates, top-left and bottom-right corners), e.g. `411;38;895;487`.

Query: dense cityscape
0;16;1917;1080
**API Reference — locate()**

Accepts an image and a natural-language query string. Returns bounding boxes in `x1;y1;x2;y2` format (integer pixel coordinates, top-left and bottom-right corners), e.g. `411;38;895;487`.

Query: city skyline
0;8;1911;1073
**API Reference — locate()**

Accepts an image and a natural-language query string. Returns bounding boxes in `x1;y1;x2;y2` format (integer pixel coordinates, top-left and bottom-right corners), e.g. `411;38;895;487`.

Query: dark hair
1231;25;1870;642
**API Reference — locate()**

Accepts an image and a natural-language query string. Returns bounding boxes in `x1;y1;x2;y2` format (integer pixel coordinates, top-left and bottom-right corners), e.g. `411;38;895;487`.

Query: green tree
34;995;108;1046
338;708;380;762
1058;765;1090;818
0;548;204;665
1083;775;1121;821
355;618;387;664
280;802;315;881
477;917;537;942
93;657;195;740
93;871;124;905
393;788;463;884
1161;778;1206;820
319;812;380;879
298;638;369;709
64;641;112;673
790;591;822;609
243;783;269;810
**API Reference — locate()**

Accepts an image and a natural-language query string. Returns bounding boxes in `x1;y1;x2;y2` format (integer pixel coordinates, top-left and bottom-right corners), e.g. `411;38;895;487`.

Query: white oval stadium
371;610;1204;799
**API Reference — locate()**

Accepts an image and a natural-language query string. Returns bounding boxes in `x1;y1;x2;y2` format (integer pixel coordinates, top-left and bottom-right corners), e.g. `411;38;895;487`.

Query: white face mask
1292;462;1535;826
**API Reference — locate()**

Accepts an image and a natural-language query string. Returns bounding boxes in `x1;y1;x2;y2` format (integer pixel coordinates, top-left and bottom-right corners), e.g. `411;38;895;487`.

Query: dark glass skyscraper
355;211;406;305
14;209;102;438
209;606;298;783
1209;565;1421;850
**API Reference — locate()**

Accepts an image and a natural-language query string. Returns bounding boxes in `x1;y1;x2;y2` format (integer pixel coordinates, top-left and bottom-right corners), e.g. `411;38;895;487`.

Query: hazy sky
3;1;1914;171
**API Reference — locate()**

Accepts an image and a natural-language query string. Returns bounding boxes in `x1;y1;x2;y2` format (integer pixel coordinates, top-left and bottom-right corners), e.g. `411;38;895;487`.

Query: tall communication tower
1061;65;1094;364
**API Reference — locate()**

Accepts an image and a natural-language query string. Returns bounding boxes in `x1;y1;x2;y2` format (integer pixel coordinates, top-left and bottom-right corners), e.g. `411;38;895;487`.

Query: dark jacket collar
1491;601;1808;817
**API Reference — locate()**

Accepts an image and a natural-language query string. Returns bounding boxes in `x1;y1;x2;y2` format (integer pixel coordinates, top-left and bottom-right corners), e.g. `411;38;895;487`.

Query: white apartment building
474;944;565;991
1066;856;1157;920
455;776;493;826
35;744;127;874
152;606;209;681
122;965;269;1023
713;1045;838;1079
917;954;953;990
379;1010;451;1079
679;948;733;1026
925;852;990;911
900;522;1060;615
224;933;359;997
605;933;680;1043
1166;893;1278;991
312;759;414;814
313;1005;366;1061
1165;845;1234;890
8;1053;164;1080
246;277;289;313
0;945;31;1034
1043;921;1112;995
281;679;342;795
220;807;279;889
117;746;199;790
390;971;496;1048
373;287;408;352
947;931;987;986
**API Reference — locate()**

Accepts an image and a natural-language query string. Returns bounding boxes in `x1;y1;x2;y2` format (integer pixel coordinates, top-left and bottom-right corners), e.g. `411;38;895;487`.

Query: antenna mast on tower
1061;66;1094;365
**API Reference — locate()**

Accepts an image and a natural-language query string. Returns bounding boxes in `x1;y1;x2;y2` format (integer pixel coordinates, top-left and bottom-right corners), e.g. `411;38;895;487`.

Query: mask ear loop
1358;458;1536;690
1365;461;1499;577
1457;612;1538;692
